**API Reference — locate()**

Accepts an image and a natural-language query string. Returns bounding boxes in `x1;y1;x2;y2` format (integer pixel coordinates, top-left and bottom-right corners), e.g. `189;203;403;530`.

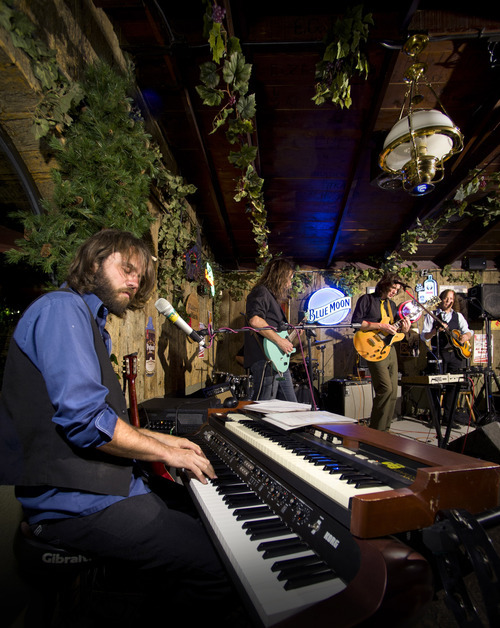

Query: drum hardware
230;374;254;400
210;372;254;400
212;371;231;385
290;358;318;384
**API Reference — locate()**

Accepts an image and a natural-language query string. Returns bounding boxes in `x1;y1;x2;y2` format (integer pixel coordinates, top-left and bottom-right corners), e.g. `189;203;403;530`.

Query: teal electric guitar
263;326;300;373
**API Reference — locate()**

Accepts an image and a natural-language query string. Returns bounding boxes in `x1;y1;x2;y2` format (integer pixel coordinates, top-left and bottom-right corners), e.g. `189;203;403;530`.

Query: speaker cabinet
461;257;486;271
324;379;373;420
447;422;500;464
468;284;500;320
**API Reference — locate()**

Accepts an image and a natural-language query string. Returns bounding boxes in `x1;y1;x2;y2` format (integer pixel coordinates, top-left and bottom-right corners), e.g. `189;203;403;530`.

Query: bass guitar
123;353;174;481
353;297;440;363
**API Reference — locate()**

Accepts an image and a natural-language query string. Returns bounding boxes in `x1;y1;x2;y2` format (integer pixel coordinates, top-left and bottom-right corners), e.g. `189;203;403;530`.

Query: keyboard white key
225;420;391;509
187;477;345;627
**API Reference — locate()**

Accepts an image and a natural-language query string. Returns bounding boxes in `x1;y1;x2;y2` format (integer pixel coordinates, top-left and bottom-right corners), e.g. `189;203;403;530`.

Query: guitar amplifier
138;397;212;435
324;379;373;420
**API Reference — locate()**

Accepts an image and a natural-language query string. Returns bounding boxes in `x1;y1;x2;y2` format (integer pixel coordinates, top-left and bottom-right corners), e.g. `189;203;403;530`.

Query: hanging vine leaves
196;0;270;267
400;170;500;256
1;1;203;298
313;4;372;109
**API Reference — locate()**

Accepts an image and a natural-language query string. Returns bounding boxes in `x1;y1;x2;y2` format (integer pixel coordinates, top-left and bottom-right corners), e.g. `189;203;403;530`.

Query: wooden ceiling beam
325;45;401;267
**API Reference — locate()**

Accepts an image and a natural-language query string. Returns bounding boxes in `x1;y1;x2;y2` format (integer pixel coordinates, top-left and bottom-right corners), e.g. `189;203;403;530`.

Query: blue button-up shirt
14;288;148;524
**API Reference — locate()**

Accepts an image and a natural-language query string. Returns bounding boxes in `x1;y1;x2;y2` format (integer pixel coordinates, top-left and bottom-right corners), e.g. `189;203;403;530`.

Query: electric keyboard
401;374;466;385
183;417;434;627
204;411;500;539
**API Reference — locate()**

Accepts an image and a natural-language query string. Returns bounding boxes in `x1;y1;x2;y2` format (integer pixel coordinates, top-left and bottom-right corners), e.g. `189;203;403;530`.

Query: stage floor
389;415;474;449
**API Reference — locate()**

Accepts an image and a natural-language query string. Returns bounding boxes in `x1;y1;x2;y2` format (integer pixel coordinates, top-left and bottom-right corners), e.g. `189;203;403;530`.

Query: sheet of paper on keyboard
247;399;313;413
262;411;358;430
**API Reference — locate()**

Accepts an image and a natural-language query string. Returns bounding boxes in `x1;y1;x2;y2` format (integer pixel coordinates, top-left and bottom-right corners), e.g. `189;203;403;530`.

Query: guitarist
351;273;411;431
244;258;298;401
421;289;472;424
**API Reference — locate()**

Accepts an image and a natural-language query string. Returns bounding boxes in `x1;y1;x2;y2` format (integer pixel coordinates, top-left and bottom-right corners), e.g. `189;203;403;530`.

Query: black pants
30;480;237;623
441;349;466;420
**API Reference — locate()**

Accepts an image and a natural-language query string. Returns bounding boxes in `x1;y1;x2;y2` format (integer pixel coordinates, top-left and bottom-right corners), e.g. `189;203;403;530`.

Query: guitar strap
250;288;288;361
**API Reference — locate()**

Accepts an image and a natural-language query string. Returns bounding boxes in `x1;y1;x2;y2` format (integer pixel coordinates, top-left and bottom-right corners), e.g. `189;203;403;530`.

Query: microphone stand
435;316;443;374
317;344;326;390
304;326;317;410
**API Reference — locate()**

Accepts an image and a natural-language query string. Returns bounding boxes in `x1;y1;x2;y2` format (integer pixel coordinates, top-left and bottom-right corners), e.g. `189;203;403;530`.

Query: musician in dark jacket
421;289;472;424
0;229;235;623
244;258;298;401
351;273;410;431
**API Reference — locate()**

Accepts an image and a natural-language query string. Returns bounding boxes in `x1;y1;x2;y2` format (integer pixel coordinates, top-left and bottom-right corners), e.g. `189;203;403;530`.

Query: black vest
0;296;132;496
431;310;460;352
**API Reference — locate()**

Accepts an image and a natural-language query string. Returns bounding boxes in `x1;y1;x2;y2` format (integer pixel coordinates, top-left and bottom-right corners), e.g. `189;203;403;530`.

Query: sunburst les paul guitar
353;297;441;363
123;353;174;481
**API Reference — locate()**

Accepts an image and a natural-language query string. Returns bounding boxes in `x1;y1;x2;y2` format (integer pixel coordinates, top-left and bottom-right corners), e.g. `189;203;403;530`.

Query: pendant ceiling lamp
379;34;464;196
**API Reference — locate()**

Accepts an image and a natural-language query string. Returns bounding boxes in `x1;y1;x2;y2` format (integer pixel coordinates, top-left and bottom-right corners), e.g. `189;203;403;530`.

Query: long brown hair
66;229;155;309
440;289;463;313
255;258;294;301
375;272;404;297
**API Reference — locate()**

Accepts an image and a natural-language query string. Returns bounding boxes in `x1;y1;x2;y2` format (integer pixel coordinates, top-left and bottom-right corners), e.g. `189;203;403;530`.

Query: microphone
155;298;204;343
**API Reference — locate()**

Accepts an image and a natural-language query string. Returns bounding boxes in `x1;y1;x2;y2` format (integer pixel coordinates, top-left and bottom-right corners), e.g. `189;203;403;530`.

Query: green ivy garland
312;4;372;109
156;175;198;306
6;61;168;282
323;169;499;295
400;170;500;255
1;1;201;297
196;0;270;267
0;0;84;140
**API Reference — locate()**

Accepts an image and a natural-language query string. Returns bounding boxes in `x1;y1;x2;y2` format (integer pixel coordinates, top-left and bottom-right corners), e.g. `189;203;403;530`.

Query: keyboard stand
419;381;462;448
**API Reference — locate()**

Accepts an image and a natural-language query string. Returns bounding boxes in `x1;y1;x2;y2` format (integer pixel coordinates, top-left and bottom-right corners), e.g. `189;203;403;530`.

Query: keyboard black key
284;568;337;590
257;538;308;558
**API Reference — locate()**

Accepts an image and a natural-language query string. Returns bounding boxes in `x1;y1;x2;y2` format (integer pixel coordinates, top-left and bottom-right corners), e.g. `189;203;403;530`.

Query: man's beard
93;273;134;317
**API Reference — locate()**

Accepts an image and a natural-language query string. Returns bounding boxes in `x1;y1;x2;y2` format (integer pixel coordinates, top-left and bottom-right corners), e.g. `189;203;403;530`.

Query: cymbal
313;338;335;346
290;355;318;364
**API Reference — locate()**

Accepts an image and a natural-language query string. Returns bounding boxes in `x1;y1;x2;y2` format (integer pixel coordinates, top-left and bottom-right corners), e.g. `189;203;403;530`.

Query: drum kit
212;371;254;400
211;335;336;404
290;354;319;385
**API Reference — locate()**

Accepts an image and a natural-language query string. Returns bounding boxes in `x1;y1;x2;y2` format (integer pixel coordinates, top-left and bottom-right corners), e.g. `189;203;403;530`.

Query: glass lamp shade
379;109;463;174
